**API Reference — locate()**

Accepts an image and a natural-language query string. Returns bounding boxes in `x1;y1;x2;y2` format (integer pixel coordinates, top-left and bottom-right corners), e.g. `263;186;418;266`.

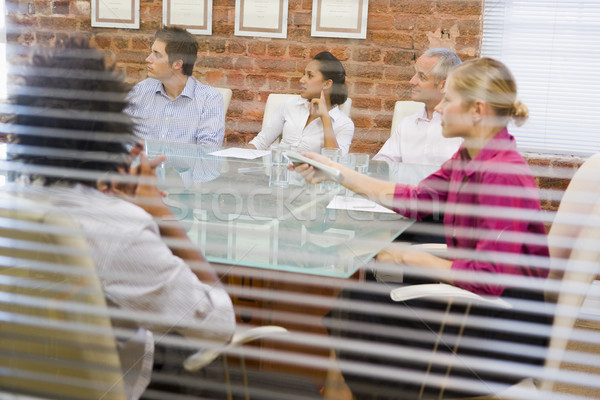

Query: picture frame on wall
311;0;369;39
234;0;288;39
163;0;213;35
91;0;140;29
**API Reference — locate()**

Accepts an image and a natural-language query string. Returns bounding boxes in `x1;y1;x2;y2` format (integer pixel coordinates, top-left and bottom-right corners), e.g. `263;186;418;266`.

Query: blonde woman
294;58;551;399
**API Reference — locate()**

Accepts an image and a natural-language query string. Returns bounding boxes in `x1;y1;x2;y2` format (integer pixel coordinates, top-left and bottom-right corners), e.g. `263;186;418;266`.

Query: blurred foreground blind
482;0;600;156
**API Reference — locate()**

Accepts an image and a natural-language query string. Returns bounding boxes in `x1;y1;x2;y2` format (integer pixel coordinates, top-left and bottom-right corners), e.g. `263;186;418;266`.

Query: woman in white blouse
249;52;355;154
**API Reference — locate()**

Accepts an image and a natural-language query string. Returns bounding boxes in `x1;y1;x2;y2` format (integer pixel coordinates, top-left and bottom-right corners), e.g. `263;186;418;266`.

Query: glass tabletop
148;141;416;278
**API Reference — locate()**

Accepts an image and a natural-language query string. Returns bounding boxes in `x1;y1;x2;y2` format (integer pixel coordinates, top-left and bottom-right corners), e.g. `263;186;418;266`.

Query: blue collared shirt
125;77;225;146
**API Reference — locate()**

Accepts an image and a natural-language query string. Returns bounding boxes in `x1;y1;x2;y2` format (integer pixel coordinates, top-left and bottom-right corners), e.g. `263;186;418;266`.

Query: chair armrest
390;283;513;310
183;326;289;372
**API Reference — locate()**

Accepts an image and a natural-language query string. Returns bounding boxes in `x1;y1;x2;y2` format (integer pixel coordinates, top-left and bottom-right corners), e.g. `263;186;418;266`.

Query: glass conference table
148;141;420;278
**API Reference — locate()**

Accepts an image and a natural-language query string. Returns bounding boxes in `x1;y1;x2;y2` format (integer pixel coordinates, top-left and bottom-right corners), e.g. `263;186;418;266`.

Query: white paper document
209;148;270;159
327;195;395;214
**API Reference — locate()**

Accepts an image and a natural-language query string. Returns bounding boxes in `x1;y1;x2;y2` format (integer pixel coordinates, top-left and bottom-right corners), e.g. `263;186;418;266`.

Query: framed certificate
311;0;368;39
91;0;140;29
235;0;288;39
163;0;213;35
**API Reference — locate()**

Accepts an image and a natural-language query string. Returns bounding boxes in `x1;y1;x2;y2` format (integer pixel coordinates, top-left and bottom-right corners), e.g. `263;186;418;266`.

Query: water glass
320;147;341;193
352;153;370;174
269;144;289;188
339;154;356;197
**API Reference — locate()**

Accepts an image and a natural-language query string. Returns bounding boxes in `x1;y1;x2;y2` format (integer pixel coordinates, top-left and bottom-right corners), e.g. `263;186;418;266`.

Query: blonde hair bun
511;100;529;127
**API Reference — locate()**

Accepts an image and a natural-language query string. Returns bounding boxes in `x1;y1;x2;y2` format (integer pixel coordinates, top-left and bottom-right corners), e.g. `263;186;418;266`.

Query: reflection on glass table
153;142;415;278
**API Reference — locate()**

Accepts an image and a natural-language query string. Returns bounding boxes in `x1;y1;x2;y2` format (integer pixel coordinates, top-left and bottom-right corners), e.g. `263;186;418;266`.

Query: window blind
482;0;600;155
0;0;6;100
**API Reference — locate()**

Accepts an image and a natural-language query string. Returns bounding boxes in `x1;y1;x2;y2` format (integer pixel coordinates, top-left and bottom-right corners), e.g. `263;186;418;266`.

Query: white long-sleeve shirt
249;96;355;155
373;107;462;166
7;184;235;397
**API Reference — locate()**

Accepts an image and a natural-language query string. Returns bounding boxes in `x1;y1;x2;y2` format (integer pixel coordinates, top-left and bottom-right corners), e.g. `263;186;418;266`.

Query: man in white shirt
4;37;234;399
373;48;463;166
125;27;225;146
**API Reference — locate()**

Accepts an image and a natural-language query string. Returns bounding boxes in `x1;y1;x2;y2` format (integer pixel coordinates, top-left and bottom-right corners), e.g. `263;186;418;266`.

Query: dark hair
313;52;348;106
154;27;198;76
5;36;134;187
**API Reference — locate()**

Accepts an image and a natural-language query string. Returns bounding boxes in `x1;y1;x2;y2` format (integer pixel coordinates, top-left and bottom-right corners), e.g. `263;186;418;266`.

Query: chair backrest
261;93;353;131
215;87;233;112
0;196;127;400
390;101;424;137
261;93;299;131
541;153;600;392
339;97;352;117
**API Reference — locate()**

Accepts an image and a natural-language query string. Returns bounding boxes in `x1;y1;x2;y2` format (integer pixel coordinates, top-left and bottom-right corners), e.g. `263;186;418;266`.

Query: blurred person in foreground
125;26;225;146
293;58;551;399
2;37;234;399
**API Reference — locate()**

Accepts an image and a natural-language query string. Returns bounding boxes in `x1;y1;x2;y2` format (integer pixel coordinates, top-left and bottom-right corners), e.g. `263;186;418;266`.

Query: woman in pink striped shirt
293;58;551;400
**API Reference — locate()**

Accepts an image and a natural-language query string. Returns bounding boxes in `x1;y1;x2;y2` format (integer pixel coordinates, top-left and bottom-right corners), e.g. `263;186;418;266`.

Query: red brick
383;50;414;66
329;47;351;62
376;83;397;97
233;89;256;101
72;1;90;16
369;31;412;48
369;0;391;13
289;45;306;59
39;16;78;29
233;56;255;70
267;43;286;57
346;64;384;80
352;115;374;129
368;14;395;31
51;1;69;15
209;40;227;53
247;74;267;89
248;42;266;56
205;70;225;86
439;1;481;16
353;97;382;110
268;75;290;91
226;71;246;86
117;50;147;64
394;16;417;31
353;81;374;95
374;114;393;130
352;47;382;63
35;31;56;45
256;58;296;72
131;37;150;51
113;37;130;50
33;1;51;14
384;66;413;82
227;40;246;54
292;12;311;26
391;0;436;14
93;35;112;50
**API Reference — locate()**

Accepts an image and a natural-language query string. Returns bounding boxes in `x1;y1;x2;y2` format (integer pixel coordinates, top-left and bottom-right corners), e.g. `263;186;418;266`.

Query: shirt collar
416;106;441;122
154;77;195;100
298;96;342;122
459;127;515;176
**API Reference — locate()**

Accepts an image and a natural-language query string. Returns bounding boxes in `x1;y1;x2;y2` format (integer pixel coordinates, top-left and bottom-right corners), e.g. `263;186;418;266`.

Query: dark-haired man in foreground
3;36;234;399
125;26;225;146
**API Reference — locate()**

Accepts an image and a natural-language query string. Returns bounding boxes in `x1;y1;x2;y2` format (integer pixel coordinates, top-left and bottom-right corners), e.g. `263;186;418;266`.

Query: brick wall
5;0;482;151
5;0;586;215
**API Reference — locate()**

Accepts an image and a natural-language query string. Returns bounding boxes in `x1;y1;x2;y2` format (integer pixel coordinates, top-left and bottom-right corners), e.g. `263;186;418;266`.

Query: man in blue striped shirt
125;27;225;146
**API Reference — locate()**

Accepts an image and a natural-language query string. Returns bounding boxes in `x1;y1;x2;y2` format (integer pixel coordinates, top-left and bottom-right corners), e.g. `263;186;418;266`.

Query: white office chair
215;87;233;112
0;196;129;400
390;100;424;137
389;153;600;399
261;93;353;131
